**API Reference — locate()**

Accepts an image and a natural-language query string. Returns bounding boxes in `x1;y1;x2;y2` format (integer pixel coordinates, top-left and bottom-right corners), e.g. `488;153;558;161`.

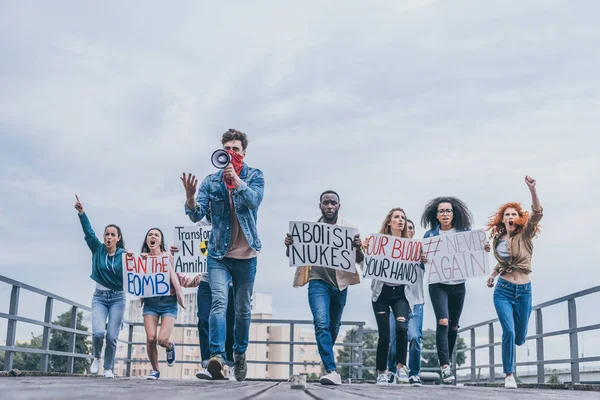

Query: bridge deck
2;377;599;399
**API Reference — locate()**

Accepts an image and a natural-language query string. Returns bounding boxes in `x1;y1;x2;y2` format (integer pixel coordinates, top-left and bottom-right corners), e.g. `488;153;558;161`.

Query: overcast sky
1;0;599;371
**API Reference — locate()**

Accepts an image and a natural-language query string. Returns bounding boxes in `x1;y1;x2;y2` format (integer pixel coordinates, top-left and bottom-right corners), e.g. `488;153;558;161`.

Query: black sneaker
166;341;176;367
207;355;225;380
409;375;422;386
233;352;247;382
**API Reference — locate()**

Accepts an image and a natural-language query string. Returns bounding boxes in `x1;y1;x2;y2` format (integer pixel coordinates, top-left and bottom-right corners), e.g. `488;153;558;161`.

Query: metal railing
116;319;365;378
0;274;365;378
454;285;600;384
0;275;94;373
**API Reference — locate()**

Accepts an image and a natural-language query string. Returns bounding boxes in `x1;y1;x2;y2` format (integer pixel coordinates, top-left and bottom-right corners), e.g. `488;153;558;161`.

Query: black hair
140;227;166;253
421;196;473;231
406;218;414;226
319;190;340;203
105;224;125;249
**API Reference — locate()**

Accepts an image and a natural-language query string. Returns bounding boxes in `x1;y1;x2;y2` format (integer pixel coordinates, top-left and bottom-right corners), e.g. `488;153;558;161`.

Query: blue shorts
142;295;178;319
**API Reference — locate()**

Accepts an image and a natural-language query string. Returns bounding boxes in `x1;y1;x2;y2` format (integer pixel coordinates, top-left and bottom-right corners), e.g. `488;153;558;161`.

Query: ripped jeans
373;285;409;371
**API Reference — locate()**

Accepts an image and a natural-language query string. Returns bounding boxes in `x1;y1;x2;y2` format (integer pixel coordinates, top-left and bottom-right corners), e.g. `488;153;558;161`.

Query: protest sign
288;221;357;272
362;234;422;285
122;252;171;298
421;229;490;284
173;225;211;275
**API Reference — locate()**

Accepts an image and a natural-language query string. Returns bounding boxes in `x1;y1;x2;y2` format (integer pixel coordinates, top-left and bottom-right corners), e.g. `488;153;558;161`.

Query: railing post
66;306;78;373
4;285;20;371
40;297;54;372
568;299;580;384
488;323;495;382
289;323;294;377
357;325;364;379
126;323;134;377
451;337;457;385
470;328;476;382
535;308;544;384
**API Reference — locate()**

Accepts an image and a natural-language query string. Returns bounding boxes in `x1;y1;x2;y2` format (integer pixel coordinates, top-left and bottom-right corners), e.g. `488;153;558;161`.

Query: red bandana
224;150;244;189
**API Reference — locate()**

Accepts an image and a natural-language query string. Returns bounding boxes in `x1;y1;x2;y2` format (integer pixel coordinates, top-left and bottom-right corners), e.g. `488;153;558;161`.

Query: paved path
1;377;599;399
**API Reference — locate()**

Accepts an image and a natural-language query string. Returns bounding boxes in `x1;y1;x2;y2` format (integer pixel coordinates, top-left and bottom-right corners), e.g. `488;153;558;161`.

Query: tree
0;334;44;371
421;332;466;368
546;369;561;384
48;310;91;373
336;328;377;381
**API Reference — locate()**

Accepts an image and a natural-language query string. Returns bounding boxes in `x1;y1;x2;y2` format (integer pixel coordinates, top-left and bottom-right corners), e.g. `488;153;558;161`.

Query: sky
1;0;599;371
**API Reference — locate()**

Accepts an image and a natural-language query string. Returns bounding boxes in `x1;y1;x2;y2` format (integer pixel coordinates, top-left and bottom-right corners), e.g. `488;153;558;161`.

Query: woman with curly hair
420;196;483;384
486;176;542;389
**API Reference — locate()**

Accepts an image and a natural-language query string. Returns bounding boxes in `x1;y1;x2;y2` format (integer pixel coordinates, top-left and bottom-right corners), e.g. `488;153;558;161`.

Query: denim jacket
185;162;264;259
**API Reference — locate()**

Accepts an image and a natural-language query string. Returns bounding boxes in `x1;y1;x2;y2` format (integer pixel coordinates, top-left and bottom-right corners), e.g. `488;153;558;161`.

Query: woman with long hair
75;195;129;379
364;208;423;385
421;196;487;384
139;227;187;380
486;176;542;389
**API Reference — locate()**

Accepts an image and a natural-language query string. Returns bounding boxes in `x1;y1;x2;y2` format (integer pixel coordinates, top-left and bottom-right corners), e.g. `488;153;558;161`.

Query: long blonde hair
379;207;409;238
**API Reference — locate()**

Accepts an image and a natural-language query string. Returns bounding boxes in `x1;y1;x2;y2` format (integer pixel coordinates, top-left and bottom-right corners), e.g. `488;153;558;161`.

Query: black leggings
372;285;410;371
429;282;466;367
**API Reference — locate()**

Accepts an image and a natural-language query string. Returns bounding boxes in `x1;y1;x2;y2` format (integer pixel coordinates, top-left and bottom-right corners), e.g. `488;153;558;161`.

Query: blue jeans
493;278;532;374
197;280;235;366
307;279;348;373
91;289;126;370
207;256;257;359
388;303;424;376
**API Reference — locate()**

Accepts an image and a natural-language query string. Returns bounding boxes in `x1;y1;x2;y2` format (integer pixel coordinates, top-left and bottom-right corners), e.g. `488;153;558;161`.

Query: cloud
1;1;599;349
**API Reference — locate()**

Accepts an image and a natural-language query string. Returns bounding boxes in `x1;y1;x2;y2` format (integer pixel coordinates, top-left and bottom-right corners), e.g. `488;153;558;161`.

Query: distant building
112;291;323;379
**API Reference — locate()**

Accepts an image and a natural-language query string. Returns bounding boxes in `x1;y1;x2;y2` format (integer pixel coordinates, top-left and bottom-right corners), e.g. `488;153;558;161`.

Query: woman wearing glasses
420;197;489;383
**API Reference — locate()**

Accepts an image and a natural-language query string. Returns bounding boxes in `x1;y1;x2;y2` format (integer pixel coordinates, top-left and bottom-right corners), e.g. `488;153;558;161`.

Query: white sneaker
319;371;342;385
376;373;390;385
103;369;114;379
196;368;213;380
441;365;455;384
228;366;237;381
505;375;517;389
396;366;409;384
90;358;100;375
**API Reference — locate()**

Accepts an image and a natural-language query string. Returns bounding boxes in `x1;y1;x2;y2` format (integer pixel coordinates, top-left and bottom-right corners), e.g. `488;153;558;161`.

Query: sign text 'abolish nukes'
288;221;357;272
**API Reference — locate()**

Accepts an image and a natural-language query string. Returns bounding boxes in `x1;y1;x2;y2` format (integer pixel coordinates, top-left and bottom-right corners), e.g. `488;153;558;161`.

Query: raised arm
182;173;210;223
233;169;264;210
523;175;543;237
74;195;101;253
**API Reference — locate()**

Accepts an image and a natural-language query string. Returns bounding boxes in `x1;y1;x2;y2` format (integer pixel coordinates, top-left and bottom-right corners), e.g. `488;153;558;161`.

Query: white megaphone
211;149;232;169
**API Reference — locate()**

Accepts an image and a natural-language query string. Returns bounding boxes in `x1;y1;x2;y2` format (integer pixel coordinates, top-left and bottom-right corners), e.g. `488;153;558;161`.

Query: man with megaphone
180;129;264;382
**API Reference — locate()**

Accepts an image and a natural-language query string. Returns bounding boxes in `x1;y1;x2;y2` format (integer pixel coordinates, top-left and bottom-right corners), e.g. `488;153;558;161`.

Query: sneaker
166;342;176;367
319;371;342;385
103;369;114;379
376;373;390;385
196;368;213;380
396;366;409;384
387;371;396;384
441;365;455;384
409;375;422;386
90;358;100;375
228;366;237;381
147;371;160;380
505;375;517;389
233;353;247;382
207;355;225;380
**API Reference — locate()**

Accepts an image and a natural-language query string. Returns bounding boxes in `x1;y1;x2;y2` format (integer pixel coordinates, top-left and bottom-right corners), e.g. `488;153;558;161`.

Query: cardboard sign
288;221;357;272
421;229;490;284
122;253;171;298
362;234;422;285
173;225;211;275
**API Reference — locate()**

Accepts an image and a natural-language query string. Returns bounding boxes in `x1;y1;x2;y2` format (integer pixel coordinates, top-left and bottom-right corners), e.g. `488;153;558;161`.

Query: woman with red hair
486;176;543;389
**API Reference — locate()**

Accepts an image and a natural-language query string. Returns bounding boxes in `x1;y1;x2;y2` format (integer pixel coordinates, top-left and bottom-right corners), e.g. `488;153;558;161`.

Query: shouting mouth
508;221;514;227
150;240;156;246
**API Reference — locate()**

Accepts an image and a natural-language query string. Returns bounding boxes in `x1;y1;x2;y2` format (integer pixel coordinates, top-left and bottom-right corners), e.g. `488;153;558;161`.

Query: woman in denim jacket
75;195;131;379
420;196;483;384
486;176;542;389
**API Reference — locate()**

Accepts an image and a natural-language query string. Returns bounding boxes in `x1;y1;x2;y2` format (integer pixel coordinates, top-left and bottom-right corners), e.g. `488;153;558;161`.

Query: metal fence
454;285;600;384
0;274;365;378
0;275;94;372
